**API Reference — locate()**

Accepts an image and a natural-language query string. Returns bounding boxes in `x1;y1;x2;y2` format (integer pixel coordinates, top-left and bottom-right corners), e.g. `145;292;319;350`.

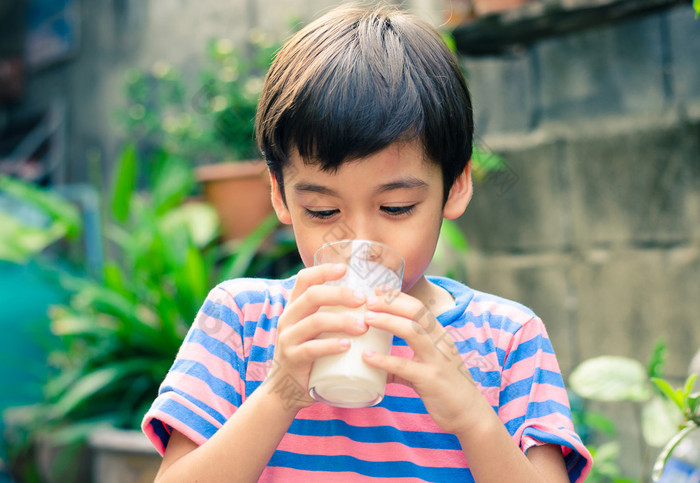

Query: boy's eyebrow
293;183;339;197
293;177;429;197
375;177;429;193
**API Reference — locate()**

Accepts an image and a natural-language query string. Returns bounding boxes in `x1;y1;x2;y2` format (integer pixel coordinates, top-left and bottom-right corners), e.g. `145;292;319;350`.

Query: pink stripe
195;311;241;342
504;352;561;383
498;385;571;423
276;433;466;467
176;342;244;388
467;300;534;325
242;326;277;356
241;301;285;322
298;404;441;433
166;372;237;420
261;467;426;482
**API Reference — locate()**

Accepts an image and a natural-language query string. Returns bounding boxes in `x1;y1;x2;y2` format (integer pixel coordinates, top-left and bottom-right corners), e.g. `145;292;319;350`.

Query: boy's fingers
368;288;438;334
290;263;347;301
281;283;366;329
363;350;422;383
282;309;367;346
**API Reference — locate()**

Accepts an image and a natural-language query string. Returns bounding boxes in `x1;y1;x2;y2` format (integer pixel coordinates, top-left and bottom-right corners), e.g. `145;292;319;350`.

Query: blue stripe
268;451;473;482
468;366;501;387
243;313;277;337
523;427;589;482
233;289;287;309
201;298;241;330
500;368;566;404
186;328;245;371
159;385;227;425
158;397;219;440
463;312;524;334
503;334;554;370
379;394;429;414
504;400;573;435
289;419;460;449
248;343;275;364
170;359;242;407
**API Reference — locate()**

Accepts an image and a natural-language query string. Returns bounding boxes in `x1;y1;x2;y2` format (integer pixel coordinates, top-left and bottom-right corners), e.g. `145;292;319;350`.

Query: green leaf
651;377;684;410
221;213;280;279
694;0;700;18
652;422;699;481
0;175;82;238
150;153;195;215
642;396;683;447
111;144;138;222
682;373;698;401
688;394;700;418
0;213;66;263
570;356;652;402
160;202;220;248
647;339;667;380
49;360;149;420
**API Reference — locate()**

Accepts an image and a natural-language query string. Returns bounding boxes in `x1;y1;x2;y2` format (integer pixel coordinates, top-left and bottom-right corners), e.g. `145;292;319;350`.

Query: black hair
256;3;473;203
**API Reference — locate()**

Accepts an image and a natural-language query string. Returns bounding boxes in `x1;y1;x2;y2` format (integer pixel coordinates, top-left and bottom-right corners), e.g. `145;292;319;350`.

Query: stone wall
456;3;700;471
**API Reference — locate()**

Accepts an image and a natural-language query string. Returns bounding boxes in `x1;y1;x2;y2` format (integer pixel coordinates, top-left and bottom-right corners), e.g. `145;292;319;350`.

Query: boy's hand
361;288;490;437
264;263;368;411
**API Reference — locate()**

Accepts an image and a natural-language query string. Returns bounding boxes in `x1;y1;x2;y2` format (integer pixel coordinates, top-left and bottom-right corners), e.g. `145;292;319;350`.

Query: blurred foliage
117;30;279;171
569;340;699;482
0;176;81;264
2;146;291;459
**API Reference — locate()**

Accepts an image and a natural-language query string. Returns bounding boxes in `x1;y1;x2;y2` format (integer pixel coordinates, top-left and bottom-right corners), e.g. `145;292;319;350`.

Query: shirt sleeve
499;316;592;482
141;284;247;455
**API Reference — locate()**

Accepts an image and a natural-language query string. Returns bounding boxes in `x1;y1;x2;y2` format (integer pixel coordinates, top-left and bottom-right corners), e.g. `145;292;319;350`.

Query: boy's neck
408;276;456;317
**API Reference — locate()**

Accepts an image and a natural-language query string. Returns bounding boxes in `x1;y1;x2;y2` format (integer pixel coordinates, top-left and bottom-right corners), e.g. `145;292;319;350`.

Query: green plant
569;341;691;482
694;0;699;18
0;176;81;264
120;30;279;171
2;146;296;451
650;374;699;480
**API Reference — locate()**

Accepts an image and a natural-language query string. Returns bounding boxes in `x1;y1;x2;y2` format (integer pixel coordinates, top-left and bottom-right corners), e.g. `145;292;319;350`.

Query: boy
142;4;592;481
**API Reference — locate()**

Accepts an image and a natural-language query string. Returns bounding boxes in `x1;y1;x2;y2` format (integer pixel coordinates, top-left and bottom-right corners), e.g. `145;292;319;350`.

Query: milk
308;242;402;408
308;306;394;407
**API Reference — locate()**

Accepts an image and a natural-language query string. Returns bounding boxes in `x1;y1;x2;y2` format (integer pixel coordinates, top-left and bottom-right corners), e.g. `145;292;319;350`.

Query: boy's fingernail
367;294;378;306
333;263;346;273
354;290;366;302
363;349;376;357
339;338;351;348
364;311;377;321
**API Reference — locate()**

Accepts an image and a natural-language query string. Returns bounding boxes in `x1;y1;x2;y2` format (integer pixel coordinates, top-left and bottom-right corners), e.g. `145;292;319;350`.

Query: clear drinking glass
308;239;405;408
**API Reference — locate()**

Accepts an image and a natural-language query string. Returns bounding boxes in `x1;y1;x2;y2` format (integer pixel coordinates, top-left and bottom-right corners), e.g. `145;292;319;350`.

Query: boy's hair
256;3;473;203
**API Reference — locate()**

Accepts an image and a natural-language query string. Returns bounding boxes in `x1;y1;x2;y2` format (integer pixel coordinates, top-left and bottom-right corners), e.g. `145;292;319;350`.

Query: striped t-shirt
142;276;592;481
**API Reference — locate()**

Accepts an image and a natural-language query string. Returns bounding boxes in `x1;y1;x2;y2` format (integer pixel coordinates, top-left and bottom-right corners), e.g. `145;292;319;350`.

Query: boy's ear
269;171;292;225
443;160;473;220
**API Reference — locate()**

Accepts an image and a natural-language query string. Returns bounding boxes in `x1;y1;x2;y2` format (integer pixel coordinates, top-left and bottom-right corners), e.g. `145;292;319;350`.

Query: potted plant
1;146;299;481
121;31;280;241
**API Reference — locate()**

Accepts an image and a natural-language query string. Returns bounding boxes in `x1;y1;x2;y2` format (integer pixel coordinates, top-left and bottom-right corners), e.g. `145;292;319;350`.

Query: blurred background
1;0;699;481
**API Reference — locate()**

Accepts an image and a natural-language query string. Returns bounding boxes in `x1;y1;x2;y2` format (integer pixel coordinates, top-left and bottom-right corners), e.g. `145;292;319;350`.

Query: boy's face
271;140;471;296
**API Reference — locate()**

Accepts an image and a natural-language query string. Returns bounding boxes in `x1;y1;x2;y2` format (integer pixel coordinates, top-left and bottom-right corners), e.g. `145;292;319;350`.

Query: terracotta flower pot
195;160;274;241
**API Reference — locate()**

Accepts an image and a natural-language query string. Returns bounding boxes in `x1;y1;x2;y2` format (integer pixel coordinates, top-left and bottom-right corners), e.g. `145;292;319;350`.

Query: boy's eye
381;205;416;216
304;208;339;220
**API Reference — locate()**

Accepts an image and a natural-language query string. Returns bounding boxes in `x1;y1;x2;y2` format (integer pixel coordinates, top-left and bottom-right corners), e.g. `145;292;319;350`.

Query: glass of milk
308;239;404;408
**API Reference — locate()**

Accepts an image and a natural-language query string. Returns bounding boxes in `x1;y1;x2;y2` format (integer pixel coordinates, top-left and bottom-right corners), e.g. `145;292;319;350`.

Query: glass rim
313;239;405;268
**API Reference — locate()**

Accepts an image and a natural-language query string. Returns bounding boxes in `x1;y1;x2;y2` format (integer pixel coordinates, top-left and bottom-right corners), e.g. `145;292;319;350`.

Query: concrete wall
22;0;449;187
456;4;700;471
